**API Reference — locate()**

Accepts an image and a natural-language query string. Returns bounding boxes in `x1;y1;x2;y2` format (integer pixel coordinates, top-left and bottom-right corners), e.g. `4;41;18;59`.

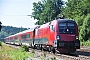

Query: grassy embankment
0;40;89;60
0;42;56;60
80;40;90;46
0;42;34;60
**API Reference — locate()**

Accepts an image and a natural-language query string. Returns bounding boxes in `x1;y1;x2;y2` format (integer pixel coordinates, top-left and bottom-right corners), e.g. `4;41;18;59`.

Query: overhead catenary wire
0;14;32;17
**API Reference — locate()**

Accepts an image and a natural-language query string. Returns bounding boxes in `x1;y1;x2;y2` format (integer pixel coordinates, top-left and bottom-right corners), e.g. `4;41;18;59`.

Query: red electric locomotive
4;18;80;53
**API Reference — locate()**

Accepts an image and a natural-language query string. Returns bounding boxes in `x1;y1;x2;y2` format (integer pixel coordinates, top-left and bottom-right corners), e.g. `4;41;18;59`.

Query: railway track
6;44;90;60
28;48;90;60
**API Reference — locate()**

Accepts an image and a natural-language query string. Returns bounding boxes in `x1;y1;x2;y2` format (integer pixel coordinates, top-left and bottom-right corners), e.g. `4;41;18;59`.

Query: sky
0;0;67;28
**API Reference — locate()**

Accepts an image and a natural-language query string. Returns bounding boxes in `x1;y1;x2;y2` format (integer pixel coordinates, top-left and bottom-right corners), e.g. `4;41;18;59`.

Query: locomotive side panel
34;23;50;45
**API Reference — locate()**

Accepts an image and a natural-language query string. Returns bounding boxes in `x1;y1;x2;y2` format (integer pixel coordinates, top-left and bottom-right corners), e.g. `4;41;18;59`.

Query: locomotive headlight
56;35;60;40
76;36;78;39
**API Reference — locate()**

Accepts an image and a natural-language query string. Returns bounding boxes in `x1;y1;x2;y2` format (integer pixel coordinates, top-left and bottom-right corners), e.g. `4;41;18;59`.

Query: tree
62;0;90;19
79;14;90;41
32;1;44;24
0;21;2;31
62;0;82;19
32;0;64;25
0;26;27;38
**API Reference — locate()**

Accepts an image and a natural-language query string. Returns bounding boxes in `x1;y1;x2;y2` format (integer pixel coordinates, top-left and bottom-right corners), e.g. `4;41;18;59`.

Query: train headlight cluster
56;35;60;40
76;36;78;40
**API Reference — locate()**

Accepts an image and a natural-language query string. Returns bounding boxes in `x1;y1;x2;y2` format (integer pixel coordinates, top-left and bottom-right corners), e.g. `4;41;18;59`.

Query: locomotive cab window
59;22;76;34
68;23;75;29
59;23;66;29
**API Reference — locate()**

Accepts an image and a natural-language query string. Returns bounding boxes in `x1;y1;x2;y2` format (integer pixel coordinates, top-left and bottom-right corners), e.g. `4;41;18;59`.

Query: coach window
15;36;18;40
26;34;30;38
22;34;30;38
22;35;26;38
10;38;12;40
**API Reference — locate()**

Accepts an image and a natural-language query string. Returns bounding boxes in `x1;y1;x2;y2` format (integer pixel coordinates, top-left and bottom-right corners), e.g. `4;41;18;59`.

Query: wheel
52;48;55;54
40;44;43;51
48;47;51;52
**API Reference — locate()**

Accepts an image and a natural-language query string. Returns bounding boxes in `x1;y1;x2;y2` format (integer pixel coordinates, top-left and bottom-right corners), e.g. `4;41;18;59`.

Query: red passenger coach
4;18;80;53
4;28;35;46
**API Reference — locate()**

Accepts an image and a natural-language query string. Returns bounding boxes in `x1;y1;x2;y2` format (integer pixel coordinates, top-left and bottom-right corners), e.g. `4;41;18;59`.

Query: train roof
57;19;75;23
15;28;34;35
4;27;36;39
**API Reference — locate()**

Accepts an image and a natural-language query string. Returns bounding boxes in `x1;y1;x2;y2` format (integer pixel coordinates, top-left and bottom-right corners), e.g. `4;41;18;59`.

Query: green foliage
0;41;2;46
79;14;90;41
29;51;35;58
62;0;90;19
0;44;35;60
0;26;27;38
31;50;35;53
32;1;44;21
0;43;29;60
8;50;29;60
32;0;64;25
74;15;85;27
81;40;90;46
20;45;29;52
62;0;82;19
0;21;2;31
50;56;56;60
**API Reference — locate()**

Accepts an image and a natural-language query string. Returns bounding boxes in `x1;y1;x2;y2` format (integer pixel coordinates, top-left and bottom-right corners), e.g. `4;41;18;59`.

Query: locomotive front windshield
58;22;76;34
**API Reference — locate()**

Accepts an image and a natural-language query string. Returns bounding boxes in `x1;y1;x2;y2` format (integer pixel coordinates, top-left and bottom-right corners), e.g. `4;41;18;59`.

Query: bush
79;14;90;41
20;45;29;52
0;41;2;46
81;40;90;46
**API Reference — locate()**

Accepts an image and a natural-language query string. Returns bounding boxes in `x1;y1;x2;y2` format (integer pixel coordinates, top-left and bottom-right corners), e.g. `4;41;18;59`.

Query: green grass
8;50;29;60
0;43;34;60
0;41;2;46
80;40;90;46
